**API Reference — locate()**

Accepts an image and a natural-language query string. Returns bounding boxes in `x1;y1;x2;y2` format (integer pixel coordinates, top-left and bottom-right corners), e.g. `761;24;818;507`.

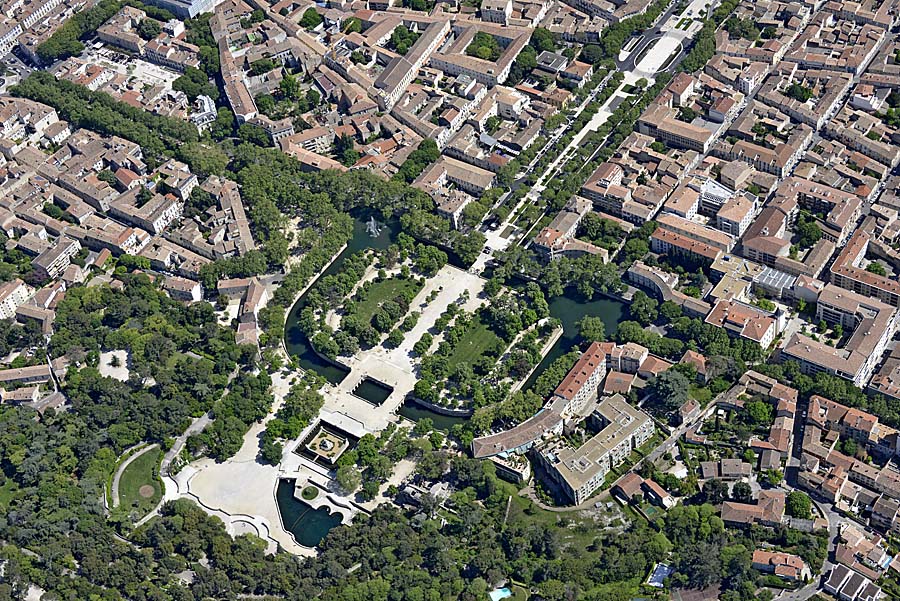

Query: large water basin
275;479;343;547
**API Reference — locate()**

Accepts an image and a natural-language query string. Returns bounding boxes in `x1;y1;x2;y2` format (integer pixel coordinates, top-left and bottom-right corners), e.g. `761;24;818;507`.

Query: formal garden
412;282;562;413
296;235;448;359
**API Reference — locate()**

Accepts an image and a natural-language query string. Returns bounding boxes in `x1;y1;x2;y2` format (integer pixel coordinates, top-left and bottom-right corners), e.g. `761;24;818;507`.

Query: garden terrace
413;284;556;412
344;276;423;331
296;241;445;358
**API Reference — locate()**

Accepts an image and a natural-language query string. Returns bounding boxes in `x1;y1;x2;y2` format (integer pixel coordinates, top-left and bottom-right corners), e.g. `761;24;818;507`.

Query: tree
742;448;756;464
172;66;217;102
413;333;433;356
660;300;682;321
394;139;440;183
261;438;283;464
724;16;759;40
36;0;122;62
137;19;161;41
629;290;658;325
731;481;752;503
343;17;362;33
250;58;276;75
577;315;606;342
786;491;812;519
385;329;404;348
237;123;271;147
530;27;556;52
210;107;235;140
256;93;276;115
466;32;501;61
300;7;323;29
678;106;698;122
745;400;772;426
336;465;361;493
414;245;448;276
797;212;822;248
198;45;220;76
177;142;227;177
277;73;300;100
649;369;690;412
703;478;729;504
765;469;784;486
389;26;420;55
786;83;813;102
333;133;360;167
97;169;117;186
867;262;887;276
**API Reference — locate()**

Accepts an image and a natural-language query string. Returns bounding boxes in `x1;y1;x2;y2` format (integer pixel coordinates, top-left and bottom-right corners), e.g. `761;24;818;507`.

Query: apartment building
0;279;30;320
637;102;714;154
705;299;779;348
96;6;146;54
655;213;735;252
163;275;203;302
109;189;184;235
144;0;222;18
824;565;883;601
413;155;495;198
751;550;811;582
778;177;863;246
480;0;513;23
551;340;609;415
429;23;530;87
537;394;654;504
807;395;885;451
716;194;757;237
782;284;898;387
720;490;786;528
825;107;900;169
757;68;852;130
831;230;900;307
0;364;52;386
32;236;80;280
0;21;22;56
784;14;885;75
651;227;723;264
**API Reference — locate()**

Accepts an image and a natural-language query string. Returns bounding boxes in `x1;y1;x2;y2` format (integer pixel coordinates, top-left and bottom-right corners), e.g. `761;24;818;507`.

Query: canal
521;293;624;391
284;214;398;384
284;217;628;425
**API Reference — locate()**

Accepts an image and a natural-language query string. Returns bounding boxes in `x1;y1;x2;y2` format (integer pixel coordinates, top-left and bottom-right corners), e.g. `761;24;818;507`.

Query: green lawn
444;315;503;370
118;446;163;517
350;277;421;325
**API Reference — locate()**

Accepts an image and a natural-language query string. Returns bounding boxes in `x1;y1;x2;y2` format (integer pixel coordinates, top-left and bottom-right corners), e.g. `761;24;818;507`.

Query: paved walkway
324;264;485;434
164;369;321;555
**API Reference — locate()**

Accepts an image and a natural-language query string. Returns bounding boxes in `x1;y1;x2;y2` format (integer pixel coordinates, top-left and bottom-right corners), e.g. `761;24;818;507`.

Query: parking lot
0;51;33;92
